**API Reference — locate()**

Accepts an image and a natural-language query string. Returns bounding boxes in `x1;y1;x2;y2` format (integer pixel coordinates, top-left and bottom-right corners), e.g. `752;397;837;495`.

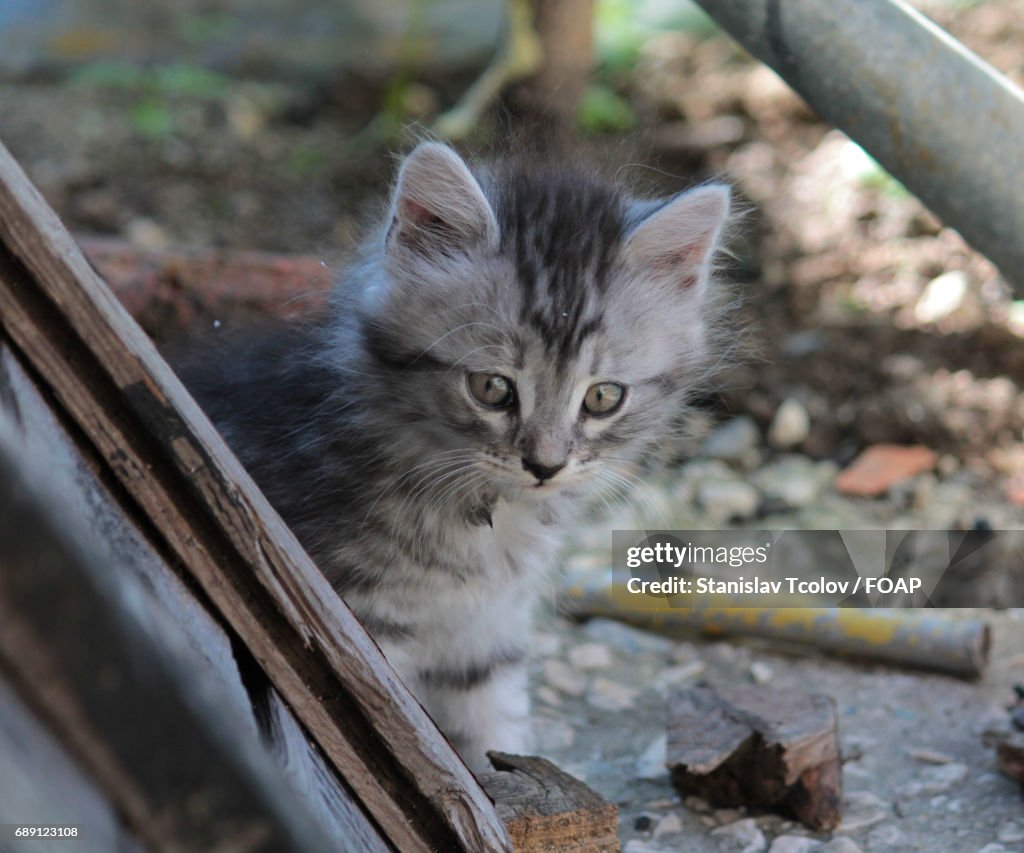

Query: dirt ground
0;0;1022;850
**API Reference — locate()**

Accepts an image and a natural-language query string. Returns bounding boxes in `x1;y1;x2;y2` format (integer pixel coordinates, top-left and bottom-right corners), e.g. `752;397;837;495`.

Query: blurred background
1;0;1019;533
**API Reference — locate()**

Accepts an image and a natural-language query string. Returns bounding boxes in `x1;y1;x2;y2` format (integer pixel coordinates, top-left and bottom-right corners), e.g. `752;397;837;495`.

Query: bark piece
479;753;620;852
668;685;842;830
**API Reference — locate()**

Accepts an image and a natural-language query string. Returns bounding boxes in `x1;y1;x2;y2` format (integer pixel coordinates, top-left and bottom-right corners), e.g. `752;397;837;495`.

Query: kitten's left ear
624;184;730;292
387;142;498;257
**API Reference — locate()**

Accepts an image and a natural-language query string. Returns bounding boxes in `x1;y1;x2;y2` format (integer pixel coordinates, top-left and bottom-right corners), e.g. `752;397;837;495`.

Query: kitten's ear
386;142;498;257
624;185;730;292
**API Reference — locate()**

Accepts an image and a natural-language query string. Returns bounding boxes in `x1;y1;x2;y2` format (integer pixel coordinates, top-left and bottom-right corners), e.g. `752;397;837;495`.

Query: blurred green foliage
595;0;717;73
578;84;637;133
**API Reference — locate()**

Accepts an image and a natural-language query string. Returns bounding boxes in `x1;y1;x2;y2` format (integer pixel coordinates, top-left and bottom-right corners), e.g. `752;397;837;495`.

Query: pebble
697;478;761;522
838;791;890;832
998;822;1024;843
534;686;562;707
683;795;712;814
749;661;774;684
568;642;614;670
978;845;1008;853
914;270;968;324
818;840;863;853
624;841;663;853
752;456;828;509
654;661;706;692
700;416;760;463
903;761;968;796
710;818;767;852
543;659;587;697
768;836;820;853
635;734;668;780
586;677;639;712
906;747;955;765
769;398;811;448
652;813;683;839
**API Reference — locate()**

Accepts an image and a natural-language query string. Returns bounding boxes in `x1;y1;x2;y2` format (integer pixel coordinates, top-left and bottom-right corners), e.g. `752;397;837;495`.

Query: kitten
180;142;730;771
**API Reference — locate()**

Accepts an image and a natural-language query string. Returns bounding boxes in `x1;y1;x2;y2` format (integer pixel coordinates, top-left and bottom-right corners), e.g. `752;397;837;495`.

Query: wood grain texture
0;340;389;852
668;685;842;830
480;753;620;852
0;137;510;852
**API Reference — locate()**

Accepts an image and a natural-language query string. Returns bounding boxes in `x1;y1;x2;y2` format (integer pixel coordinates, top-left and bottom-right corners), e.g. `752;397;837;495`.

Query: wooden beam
0;338;390;850
479;754;620;852
0;137;511;852
667;685;842;830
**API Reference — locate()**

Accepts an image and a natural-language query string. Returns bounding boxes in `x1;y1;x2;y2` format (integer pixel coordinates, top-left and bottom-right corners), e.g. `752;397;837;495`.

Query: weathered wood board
480;753;621;852
0;135;511;852
667;685;842;830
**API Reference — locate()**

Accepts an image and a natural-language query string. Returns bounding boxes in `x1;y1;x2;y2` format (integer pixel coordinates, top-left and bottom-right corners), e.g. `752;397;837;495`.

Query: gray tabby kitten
182;142;730;771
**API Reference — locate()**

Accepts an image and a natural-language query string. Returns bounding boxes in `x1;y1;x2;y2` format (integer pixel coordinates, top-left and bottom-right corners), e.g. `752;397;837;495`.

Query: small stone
534;686;562;707
978;845;1008;853
768;836;820;853
768;398;811;448
586;677;639;711
906;747;954;765
714;808;743;825
866;824;904;848
652;813;683;839
633;814;654;832
635;734;668;780
835;444;938;497
697;478;761;522
998;822;1024;843
914;270;968;324
710;817;767;852
700;416;761;463
568;642;613;670
838;791;890;832
903;761;968;796
819;840;863;853
654;661;706;692
752;456;828;509
624;841;663;853
543;659;587;697
749;662;774;684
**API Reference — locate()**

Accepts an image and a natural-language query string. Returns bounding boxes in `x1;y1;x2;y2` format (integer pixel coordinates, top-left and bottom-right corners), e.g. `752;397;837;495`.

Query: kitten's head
353;142;731;507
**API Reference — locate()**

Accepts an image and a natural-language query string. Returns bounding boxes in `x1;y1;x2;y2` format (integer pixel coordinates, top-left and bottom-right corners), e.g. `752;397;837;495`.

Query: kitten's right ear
386;142;498;257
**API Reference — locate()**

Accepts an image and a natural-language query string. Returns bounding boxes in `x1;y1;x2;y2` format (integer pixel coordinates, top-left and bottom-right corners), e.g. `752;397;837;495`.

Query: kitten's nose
522;458;565;483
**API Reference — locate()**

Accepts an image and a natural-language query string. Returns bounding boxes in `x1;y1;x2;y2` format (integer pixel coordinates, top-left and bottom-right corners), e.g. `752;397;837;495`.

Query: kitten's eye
583;382;624;415
468;372;515;408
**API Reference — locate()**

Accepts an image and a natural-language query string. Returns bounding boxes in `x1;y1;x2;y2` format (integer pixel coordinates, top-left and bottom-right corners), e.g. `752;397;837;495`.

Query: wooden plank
0;339;389;851
0;342;259;740
0;138;511;852
0;677;146;853
479;754;620;852
667;685;843;830
252;681;393;853
0;439;337;852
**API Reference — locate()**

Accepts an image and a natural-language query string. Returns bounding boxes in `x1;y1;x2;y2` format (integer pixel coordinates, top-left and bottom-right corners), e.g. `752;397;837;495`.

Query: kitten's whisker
411;322;511;365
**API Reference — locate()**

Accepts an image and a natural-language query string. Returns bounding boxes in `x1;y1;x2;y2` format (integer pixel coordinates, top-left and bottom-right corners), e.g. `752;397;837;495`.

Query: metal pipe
560;573;991;678
691;0;1024;294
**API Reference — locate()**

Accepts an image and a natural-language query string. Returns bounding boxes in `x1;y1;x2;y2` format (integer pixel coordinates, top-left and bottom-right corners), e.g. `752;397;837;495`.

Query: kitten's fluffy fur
181;143;730;770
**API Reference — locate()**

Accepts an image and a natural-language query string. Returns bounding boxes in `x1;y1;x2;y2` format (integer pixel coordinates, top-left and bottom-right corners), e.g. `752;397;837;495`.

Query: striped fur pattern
180;143;730;771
